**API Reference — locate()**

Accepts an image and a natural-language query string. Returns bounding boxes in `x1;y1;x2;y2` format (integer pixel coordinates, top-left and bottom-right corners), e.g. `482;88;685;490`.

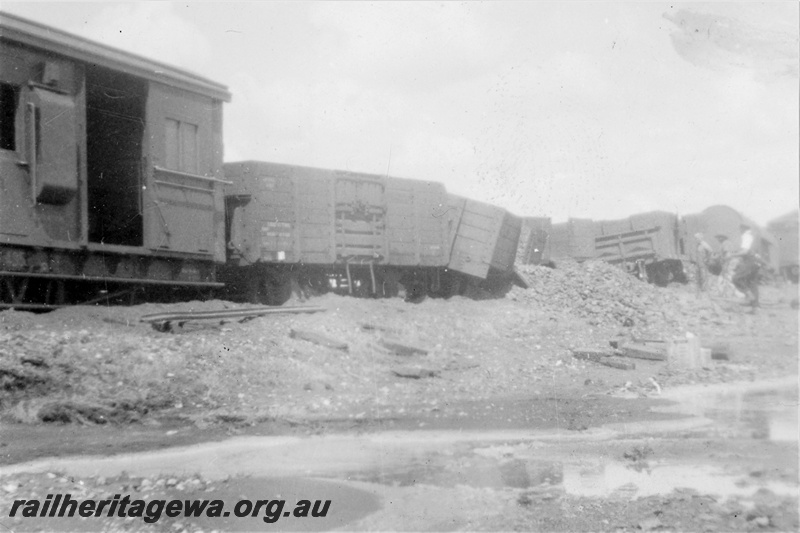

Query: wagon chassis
0;269;224;310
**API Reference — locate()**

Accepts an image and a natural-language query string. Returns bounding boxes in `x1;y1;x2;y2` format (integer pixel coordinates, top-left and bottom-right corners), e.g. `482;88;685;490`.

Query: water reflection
657;380;798;442
562;461;797;500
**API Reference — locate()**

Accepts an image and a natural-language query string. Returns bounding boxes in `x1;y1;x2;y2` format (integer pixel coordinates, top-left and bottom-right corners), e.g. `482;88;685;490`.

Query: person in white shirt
732;224;760;309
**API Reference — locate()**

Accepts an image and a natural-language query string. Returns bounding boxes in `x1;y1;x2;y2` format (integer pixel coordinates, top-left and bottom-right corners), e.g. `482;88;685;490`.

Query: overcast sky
4;2;798;225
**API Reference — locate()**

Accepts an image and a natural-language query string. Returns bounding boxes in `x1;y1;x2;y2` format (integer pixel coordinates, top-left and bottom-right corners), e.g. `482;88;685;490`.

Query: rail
140;305;326;331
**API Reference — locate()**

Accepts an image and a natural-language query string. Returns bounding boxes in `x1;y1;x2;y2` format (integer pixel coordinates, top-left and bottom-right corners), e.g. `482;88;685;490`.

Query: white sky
3;2;798;225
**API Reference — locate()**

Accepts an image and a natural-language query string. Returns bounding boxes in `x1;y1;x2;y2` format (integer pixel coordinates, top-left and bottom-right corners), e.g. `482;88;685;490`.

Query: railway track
140;305;326;332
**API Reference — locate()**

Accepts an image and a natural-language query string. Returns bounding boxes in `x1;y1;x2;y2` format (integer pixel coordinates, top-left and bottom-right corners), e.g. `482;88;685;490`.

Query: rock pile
509;260;686;328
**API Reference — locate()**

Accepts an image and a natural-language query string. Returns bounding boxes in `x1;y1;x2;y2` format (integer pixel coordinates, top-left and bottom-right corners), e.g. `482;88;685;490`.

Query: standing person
694;233;714;293
714;234;737;295
732;224;760;309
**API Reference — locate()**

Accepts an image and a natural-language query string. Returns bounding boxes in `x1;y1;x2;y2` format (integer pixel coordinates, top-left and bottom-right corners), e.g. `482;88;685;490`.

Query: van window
0;83;19;151
164;118;198;173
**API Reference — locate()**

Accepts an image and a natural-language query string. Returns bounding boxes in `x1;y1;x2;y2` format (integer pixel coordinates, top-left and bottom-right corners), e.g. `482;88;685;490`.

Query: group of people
695;224;761;309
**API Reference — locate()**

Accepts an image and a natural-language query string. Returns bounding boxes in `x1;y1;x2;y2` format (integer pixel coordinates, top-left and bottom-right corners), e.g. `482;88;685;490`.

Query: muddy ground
0;260;797;531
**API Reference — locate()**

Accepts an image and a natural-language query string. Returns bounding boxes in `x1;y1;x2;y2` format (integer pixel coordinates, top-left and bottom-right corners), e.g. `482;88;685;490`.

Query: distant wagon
547;213;687;285
531;205;782;287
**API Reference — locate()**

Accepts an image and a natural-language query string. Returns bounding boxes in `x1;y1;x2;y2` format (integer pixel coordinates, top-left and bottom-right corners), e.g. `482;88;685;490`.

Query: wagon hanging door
2;82;81;244
144;85;225;258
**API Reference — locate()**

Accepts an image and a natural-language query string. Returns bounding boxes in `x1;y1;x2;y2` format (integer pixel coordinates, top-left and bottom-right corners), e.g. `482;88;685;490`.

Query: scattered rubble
600;358;636;371
289;328;349;351
511;260;688;328
571;349;612;363
379;338;429;356
620;344;668;361
391;366;439;379
0;263;796;430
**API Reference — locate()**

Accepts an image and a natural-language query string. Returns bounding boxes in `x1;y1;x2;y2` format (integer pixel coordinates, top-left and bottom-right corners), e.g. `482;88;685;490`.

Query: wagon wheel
437;271;463;299
248;270;292;306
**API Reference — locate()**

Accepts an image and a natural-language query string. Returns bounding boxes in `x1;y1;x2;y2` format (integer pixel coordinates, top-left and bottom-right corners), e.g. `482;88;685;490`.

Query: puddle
2;377;796;528
344;455;562;490
341;450;796;503
562;460;797;501
657;377;798;442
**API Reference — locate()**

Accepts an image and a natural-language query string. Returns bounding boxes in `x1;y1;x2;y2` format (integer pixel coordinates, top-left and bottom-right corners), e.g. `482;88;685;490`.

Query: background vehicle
525;205;780;287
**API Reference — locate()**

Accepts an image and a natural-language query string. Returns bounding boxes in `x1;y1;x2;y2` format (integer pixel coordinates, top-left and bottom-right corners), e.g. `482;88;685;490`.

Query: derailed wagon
548;212;688;285
531;205;784;287
444;195;523;294
221;161;522;304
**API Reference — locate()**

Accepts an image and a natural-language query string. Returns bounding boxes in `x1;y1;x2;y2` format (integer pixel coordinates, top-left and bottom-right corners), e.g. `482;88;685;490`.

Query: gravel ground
0;261;797;532
1;261;796;430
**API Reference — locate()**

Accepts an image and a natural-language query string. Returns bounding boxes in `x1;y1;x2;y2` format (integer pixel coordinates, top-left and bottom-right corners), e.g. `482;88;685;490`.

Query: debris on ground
620;344;668;361
571;349;613;362
600;358;636;371
391;366;439;379
379;338;429;356
0;265;795;428
289;328;349;351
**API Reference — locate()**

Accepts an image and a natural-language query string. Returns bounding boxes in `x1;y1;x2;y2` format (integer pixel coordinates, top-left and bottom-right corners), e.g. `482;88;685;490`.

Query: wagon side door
333;174;386;261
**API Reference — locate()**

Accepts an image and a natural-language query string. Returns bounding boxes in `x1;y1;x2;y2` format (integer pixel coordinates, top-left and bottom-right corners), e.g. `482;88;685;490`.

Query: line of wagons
517;205;798;285
0;13;522;309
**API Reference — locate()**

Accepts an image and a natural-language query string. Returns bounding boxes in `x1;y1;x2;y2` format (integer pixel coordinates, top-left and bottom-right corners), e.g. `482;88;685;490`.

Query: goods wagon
549;219;596;261
593;211;687;285
767;211;799;283
0;12;231;309
444;195;522;291
543;205;784;287
548;213;688;285
222;161;459;304
518;217;552;266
